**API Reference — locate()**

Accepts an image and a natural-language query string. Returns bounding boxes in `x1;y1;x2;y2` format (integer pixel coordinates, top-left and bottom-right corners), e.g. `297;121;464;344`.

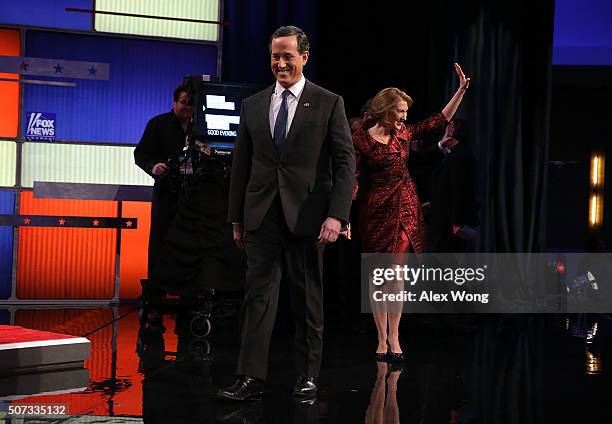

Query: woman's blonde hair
369;87;413;121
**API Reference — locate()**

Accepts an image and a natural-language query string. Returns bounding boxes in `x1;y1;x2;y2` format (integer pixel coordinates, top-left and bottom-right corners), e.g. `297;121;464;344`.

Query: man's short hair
360;98;373;117
269;26;310;54
173;83;191;102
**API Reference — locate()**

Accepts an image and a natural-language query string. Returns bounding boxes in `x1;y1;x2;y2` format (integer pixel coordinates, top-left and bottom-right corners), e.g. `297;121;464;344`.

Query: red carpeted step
0;325;78;345
0;325;90;377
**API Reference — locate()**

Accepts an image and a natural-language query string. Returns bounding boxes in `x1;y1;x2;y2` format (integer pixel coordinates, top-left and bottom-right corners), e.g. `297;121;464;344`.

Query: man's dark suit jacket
427;143;479;252
228;80;355;236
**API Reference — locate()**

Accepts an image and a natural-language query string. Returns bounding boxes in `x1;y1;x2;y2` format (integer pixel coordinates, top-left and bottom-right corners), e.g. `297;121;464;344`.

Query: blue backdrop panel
0;309;9;325
0;0;92;31
24;30;218;143
554;0;612;65
0;191;15;300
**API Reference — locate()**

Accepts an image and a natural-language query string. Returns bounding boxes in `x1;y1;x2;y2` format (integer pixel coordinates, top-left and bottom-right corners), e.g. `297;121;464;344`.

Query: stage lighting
590;153;604;189
588;152;605;230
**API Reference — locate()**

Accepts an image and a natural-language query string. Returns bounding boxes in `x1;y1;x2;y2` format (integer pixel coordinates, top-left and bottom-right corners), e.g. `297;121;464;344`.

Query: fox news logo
26;112;56;141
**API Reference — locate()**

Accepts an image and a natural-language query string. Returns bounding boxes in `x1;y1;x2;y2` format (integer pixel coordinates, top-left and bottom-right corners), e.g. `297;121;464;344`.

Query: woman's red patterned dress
353;113;447;253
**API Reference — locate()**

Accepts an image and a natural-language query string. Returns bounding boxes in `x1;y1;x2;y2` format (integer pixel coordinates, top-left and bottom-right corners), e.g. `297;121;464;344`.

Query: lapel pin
303;102;310;107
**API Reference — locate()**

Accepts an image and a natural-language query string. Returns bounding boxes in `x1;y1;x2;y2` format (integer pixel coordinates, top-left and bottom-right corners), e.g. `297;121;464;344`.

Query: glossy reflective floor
1;304;612;423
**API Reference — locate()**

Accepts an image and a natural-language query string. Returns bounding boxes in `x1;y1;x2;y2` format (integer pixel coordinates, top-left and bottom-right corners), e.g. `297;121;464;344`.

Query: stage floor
0;305;611;423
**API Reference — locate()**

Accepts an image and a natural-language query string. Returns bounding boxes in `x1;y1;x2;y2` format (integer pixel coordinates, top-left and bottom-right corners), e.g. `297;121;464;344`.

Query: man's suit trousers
236;197;325;380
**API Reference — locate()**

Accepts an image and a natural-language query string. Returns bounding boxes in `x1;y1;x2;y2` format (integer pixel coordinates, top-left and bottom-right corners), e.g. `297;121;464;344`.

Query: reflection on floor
0;305;611;423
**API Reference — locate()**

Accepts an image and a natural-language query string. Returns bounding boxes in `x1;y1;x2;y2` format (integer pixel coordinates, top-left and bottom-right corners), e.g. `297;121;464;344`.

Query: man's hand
233;223;245;249
453;224;477;240
339;223;352;240
152;162;169;176
318;217;342;244
439;136;459;150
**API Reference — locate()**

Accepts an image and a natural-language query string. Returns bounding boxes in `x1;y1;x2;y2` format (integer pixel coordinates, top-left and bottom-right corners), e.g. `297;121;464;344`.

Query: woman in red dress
353;63;470;361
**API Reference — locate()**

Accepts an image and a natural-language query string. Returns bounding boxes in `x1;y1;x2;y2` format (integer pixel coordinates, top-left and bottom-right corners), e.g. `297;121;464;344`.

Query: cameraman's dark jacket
134;110;186;276
134;110;186;184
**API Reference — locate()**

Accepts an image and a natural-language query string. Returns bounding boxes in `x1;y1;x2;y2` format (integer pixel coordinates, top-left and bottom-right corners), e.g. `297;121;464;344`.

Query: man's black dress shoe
216;376;264;401
217;402;263;423
292;376;317;397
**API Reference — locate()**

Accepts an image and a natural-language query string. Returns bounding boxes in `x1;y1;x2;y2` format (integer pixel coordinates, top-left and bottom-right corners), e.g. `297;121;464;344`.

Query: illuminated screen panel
24;30;218;143
0;191;15;300
0;141;16;187
95;0;220;42
0;0;92;30
195;82;262;144
16;192;118;300
21;142;153;188
0;29;20;138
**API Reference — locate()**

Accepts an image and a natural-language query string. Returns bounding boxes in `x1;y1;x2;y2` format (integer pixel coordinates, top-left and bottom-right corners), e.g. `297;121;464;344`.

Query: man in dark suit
217;26;355;400
427;119;479;253
134;83;192;320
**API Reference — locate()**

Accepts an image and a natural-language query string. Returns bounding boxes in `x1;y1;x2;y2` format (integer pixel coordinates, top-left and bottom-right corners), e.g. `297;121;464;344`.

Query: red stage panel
113;308;144;416
0;29;19;138
17;192;117;299
113;306;178;416
119;201;150;299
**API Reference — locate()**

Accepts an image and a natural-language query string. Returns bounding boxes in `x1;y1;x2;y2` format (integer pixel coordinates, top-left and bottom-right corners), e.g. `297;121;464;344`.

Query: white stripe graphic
27;112;42;134
0;336;90;350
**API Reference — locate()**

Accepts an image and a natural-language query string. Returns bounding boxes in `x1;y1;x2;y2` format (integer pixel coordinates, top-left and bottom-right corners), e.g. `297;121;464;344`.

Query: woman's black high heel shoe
375;351;388;362
386;341;404;362
388;361;406;373
386;351;405;363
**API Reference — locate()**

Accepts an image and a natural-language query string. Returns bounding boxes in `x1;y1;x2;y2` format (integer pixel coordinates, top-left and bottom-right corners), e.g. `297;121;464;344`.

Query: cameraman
134;83;193;319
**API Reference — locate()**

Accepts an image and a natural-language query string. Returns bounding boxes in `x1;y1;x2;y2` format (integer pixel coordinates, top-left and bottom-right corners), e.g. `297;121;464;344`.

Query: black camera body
165;75;261;183
181;75;262;161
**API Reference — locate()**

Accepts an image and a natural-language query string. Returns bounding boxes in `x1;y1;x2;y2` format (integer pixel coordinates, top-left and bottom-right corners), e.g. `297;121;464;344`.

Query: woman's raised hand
455;63;470;92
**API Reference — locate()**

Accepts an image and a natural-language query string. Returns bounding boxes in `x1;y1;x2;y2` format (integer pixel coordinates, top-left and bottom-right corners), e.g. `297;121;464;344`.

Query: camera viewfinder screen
196;82;261;149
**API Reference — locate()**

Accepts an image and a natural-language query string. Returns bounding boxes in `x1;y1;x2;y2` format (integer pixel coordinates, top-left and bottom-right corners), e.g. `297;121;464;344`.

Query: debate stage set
1;1;612;423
